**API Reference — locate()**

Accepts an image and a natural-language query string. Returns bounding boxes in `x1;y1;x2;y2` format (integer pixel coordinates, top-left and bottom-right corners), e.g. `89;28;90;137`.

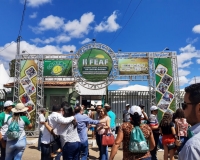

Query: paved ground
22;138;165;160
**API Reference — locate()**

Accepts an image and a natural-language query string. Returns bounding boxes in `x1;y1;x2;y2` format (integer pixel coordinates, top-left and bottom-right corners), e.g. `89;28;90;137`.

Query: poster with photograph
19;60;38;130
154;58;175;121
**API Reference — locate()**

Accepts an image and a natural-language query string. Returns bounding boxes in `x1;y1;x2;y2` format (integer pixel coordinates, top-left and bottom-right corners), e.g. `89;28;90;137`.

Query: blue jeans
97;134;108;160
79;141;88;160
177;136;188;153
62;142;80;160
5;136;26;160
38;131;42;151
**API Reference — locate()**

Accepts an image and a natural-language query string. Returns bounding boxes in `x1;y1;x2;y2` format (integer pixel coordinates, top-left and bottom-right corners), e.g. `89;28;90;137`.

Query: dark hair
40;108;46;113
160;112;172;127
185;83;200;104
74;106;81;114
61;102;77;128
52;105;61;112
130;113;141;126
175;108;185;119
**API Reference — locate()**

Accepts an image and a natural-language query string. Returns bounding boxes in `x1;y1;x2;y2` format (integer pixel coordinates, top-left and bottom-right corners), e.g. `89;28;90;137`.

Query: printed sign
78;49;113;82
19;60;38;130
118;58;148;75
154;58;175;121
43;60;72;76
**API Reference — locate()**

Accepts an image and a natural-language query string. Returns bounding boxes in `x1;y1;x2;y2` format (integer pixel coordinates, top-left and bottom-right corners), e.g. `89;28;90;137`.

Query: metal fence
108;90;185;126
108;90;150;126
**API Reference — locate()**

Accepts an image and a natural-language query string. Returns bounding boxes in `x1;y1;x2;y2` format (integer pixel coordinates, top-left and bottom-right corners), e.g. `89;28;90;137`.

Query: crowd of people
1;83;200;160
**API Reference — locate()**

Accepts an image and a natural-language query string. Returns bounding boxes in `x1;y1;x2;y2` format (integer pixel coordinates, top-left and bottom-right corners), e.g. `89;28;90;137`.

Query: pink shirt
175;118;188;137
97;116;110;135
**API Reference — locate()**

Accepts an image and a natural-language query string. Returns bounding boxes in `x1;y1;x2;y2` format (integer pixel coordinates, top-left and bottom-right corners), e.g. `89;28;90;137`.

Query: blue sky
0;0;200;90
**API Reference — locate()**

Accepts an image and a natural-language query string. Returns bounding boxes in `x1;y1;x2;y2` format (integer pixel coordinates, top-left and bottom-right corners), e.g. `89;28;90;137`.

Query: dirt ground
22;138;165;160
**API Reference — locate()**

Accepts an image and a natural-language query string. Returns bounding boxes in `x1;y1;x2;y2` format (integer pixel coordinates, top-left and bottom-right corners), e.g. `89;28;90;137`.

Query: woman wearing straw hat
5;103;32;160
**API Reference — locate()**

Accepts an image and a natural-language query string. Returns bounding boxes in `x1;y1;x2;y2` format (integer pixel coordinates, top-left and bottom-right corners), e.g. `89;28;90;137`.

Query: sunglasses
182;102;197;110
100;111;104;113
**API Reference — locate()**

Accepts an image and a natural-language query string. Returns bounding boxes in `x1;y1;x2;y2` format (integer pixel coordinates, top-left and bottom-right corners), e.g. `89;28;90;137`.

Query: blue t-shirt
107;111;116;128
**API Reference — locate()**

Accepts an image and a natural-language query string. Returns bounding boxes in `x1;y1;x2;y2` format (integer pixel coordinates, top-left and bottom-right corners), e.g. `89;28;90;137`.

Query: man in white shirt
38;108;46;151
123;104;130;122
41;105;75;160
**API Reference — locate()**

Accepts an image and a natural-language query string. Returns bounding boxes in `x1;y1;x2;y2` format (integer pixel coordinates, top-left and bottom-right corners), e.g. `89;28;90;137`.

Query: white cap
128;105;142;116
4;100;15;108
126;104;130;107
150;105;158;111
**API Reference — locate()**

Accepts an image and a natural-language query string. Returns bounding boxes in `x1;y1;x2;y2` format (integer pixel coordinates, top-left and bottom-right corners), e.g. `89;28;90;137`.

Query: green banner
78;49;112;82
118;58;148;75
43;60;72;76
19;60;37;130
154;58;175;121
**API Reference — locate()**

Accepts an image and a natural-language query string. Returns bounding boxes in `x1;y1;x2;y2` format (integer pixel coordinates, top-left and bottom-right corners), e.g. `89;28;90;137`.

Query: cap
104;103;110;107
4;100;15;108
126;104;130;107
128;105;142;116
150;105;158;111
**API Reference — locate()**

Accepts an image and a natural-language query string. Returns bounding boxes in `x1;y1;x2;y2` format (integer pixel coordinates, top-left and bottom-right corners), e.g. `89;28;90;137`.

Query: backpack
129;126;149;153
6;119;21;140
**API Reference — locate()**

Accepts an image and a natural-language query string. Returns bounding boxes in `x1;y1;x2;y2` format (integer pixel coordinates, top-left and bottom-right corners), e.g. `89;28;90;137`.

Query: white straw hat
11;103;28;113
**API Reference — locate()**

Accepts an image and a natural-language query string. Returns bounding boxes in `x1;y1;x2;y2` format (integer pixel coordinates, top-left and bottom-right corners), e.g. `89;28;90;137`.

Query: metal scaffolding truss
14;49;179;136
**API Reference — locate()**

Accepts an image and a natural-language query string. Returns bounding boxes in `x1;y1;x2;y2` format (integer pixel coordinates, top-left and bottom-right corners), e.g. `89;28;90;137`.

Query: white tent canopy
0;64;13;92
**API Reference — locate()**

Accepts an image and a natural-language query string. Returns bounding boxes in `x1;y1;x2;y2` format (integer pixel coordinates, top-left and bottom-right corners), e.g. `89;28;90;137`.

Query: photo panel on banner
154;58;175;121
19;60;38;130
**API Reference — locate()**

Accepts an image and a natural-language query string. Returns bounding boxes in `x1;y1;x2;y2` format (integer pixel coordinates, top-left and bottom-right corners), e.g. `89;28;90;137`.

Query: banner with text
78;49;113;82
154;58;175;121
118;58;148;75
43;60;72;76
19;60;38;130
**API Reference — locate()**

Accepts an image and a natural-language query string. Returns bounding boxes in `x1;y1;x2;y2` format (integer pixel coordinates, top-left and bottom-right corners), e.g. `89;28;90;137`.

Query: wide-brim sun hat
128;105;142;116
4;100;15;108
11;103;28;113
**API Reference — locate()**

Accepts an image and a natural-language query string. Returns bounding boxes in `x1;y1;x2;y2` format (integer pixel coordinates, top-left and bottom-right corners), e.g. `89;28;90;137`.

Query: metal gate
108;90;150;126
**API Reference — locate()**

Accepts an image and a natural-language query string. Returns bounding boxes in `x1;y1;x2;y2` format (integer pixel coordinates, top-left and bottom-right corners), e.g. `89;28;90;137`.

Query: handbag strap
176;121;180;140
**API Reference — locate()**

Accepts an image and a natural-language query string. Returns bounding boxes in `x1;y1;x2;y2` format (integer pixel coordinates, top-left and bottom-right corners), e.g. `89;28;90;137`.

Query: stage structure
13;42;180;136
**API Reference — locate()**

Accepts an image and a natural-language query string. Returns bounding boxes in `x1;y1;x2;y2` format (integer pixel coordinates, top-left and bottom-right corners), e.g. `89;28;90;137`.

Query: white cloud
21;0;52;7
31;15;64;33
192;24;200;34
179;76;189;86
177;44;200;68
189;76;200;84
61;45;76;53
110;81;129;86
80;38;92;45
186;37;198;44
196;59;200;64
0;41;76;62
63;12;95;38
178;69;190;76
31;34;71;44
29;12;38;18
94;11;120;32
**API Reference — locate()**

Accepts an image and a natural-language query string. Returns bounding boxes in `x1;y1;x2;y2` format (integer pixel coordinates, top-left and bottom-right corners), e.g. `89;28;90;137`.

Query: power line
109;0;133;45
0;42;15;54
18;0;27;38
110;0;143;46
